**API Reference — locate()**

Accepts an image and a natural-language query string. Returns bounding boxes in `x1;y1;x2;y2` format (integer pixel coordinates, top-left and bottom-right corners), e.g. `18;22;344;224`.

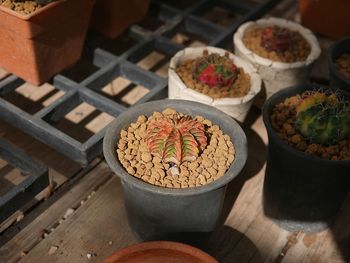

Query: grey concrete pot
329;37;350;92
262;84;350;233
103;100;248;241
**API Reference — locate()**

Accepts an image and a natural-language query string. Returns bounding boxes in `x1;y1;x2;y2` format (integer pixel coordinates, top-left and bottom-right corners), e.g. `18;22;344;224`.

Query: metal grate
0;0;280;166
0;138;49;223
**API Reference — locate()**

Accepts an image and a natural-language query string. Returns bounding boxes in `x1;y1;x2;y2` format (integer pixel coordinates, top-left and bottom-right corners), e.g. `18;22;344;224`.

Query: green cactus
295;91;350;145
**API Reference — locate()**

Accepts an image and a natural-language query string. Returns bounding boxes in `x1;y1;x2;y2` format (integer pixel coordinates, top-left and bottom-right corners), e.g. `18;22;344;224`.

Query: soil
270;94;350;160
335;53;350;80
176;59;251;99
0;0;46;15
116;108;235;188
243;25;311;63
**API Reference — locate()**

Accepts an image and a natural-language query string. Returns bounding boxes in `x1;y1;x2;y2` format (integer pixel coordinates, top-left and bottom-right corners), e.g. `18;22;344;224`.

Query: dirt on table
116;108;235;188
176;59;251;99
243;25;311;63
335;53;350;80
270;94;350;160
0;0;44;15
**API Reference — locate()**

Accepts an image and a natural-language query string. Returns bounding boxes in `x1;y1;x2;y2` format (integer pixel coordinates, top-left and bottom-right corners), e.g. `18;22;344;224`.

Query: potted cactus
328;37;350;92
234;17;321;104
0;0;95;85
262;84;350;232
168;46;261;122
103;100;247;241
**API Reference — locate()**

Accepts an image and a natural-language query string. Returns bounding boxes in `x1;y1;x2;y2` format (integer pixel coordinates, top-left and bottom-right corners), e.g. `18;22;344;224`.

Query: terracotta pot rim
101;241;218;263
168;46;262;105
233;17;321;69
262;83;350;165
0;0;65;20
328;36;350;86
103;99;248;196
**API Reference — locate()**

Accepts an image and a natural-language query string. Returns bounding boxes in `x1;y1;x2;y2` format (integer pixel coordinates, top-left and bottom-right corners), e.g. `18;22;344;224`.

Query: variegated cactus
193;51;238;88
261;26;293;53
295;91;350;145
146;113;207;169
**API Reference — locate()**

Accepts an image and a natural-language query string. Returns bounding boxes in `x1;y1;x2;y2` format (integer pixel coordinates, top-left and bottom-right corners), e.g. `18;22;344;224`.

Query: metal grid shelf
0;0;280;166
0;139;49;223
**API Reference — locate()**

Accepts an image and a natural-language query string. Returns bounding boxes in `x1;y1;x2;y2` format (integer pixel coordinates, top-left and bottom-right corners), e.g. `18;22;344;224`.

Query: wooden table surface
0;1;349;262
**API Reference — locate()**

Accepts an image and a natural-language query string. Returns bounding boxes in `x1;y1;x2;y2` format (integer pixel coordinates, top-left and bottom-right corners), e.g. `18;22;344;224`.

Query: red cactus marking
260;26;293;53
193;51;238;88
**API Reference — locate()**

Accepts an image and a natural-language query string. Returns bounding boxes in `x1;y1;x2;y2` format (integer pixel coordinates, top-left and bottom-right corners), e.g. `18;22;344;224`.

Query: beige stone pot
168;46;262;122
233;17;321;103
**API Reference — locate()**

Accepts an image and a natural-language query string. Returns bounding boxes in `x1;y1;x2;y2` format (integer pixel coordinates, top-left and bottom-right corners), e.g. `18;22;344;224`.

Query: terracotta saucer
101;241;218;263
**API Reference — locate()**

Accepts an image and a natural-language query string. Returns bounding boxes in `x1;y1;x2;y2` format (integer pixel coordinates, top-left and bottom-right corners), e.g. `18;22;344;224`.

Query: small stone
188;161;199;170
126;167;136;175
202;119;212;126
108;241;113;246
162;108;177;115
145;162;153;169
198;175;206;185
48;246;58;255
130;122;140;129
63;208;74;219
120;130;127;138
207;167;218;176
290;134;302;144
137;115;147;123
141;152;152;162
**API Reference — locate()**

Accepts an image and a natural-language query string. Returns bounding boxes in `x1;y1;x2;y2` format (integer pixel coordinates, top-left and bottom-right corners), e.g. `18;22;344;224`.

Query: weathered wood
0;162;113;263
19;176;134;263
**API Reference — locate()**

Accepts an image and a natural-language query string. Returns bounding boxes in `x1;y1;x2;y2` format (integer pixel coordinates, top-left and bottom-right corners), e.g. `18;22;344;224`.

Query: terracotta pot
0;0;95;85
233;17;321;104
91;0;150;38
168;46;262;122
299;0;350;40
102;241;218;263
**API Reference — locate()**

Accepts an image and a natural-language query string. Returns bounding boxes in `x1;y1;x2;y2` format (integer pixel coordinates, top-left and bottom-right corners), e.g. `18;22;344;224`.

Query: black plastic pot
328;37;350;92
103;100;248;241
262;84;350;233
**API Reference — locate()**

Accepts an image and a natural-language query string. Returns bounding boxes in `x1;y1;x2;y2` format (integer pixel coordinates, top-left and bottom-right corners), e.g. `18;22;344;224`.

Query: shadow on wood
221;123;267;224
204;225;263;263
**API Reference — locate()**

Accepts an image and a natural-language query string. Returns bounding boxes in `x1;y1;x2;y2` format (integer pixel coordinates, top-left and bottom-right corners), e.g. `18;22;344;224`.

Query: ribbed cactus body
260;26;293;53
193;51;238;88
146;113;207;166
295;92;350;145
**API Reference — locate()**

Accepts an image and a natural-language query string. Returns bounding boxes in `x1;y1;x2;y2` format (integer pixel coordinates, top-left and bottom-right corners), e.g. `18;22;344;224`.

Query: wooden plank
282;192;350;263
19;175;135;263
0;162;113;263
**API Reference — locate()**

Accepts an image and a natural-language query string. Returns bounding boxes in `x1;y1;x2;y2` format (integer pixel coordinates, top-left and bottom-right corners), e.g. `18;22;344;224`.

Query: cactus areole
295;91;350;145
260;26;293;53
193;51;238;88
146;113;207;174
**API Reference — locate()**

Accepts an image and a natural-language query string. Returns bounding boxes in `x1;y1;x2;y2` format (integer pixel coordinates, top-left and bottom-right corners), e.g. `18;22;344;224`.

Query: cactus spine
295;91;350;145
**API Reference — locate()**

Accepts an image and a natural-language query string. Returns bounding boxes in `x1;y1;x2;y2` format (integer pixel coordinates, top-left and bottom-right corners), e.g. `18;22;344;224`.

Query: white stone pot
168;46;262;122
233;17;321;102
